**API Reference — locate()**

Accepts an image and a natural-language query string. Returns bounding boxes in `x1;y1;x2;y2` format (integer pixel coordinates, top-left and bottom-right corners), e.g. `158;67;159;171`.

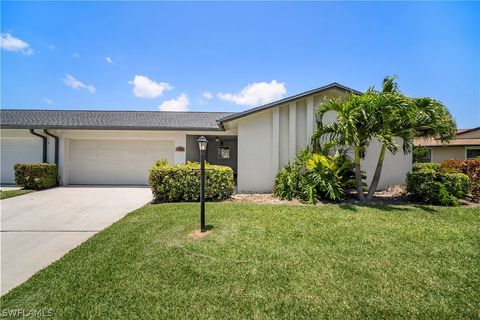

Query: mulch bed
228;193;303;205
229;185;480;207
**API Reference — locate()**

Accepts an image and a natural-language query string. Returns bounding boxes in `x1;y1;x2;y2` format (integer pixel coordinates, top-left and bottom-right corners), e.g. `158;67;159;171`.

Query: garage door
1;138;43;184
68;139;174;185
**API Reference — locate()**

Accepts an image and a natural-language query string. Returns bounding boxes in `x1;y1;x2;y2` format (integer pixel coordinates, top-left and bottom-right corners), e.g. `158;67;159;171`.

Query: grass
1;203;479;319
0;189;33;200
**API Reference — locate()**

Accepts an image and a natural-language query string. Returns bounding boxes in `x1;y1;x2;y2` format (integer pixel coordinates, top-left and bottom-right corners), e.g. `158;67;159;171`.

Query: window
419;148;432;162
466;147;480;160
218;146;230;159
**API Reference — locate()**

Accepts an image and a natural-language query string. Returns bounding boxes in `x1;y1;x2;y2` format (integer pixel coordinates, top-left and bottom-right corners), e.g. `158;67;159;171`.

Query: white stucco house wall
0;83;412;192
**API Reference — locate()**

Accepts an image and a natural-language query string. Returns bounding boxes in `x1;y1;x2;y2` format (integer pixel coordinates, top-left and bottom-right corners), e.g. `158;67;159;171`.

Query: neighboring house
414;127;480;163
0;83;412;192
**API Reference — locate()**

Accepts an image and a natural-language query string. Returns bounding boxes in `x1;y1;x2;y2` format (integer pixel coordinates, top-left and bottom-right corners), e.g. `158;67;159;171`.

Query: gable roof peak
219;82;361;123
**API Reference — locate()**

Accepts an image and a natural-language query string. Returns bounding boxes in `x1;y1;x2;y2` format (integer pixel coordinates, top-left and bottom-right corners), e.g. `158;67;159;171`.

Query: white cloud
47;44;56;50
63;74;96;93
105;56;114;64
128;75;172;99
218;80;286;107
158;94;189;111
73;52;80;58
202;91;213;100
42;98;54;105
0;33;33;55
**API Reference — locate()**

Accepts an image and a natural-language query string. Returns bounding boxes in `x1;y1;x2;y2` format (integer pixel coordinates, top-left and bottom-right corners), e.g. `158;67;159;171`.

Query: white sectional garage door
68;139;174;185
1;137;43;184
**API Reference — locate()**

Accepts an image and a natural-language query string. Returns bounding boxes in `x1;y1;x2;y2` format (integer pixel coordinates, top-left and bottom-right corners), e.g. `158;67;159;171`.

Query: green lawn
1;203;479;319
0;189;33;200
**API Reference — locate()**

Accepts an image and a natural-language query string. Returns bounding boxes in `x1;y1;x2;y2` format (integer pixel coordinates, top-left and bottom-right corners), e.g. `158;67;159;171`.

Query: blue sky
1;1;479;128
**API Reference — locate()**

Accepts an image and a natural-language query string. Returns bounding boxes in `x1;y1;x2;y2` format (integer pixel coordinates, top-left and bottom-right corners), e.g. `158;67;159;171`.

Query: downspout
43;129;59;166
29;129;47;163
44;129;60;184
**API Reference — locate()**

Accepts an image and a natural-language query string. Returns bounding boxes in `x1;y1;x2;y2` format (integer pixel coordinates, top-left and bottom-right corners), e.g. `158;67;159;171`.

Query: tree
364;76;413;200
311;93;378;200
311;75;456;202
365;76;456;200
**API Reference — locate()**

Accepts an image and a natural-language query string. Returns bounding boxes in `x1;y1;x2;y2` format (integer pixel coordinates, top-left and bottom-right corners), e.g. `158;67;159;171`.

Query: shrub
153;159;170;168
439;159;463;173
406;168;470;206
443;173;471;199
412;162;440;172
440;159;480;198
14;163;57;190
274;163;299;201
148;161;234;203
274;148;358;203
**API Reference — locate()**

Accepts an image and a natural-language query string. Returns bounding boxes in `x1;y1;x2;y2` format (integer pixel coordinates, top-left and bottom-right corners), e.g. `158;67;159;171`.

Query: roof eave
0;125;225;131
456;127;480;136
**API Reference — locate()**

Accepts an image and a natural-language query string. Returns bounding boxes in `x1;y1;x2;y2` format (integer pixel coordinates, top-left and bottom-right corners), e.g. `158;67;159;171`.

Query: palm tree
365;76;410;200
311;93;377;200
365;77;456;200
312;76;456;202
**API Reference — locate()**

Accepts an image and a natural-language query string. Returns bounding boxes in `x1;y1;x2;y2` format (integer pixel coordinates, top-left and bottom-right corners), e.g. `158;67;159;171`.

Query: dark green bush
440;159;480;198
406;168;470;206
14;163;57;190
443;173;471;199
148;161;234;203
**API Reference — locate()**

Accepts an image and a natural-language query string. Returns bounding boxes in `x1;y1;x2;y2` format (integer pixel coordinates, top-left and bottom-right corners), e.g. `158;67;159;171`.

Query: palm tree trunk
354;146;365;201
367;144;386;200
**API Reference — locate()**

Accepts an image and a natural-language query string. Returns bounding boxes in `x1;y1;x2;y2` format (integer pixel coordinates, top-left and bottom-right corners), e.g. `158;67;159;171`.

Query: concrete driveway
1;186;152;295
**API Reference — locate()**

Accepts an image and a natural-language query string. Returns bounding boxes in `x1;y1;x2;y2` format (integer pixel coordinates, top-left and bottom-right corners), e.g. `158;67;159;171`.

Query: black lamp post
197;136;208;232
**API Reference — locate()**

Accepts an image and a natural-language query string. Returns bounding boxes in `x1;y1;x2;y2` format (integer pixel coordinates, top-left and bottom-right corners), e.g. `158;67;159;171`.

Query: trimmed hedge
412;162;440;172
440;159;480;198
406;164;470;206
148;161;234;203
14;163;57;190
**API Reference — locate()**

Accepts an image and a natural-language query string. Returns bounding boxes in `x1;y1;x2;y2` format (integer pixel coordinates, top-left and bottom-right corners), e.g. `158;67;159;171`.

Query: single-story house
414;127;480;163
0;83;412;192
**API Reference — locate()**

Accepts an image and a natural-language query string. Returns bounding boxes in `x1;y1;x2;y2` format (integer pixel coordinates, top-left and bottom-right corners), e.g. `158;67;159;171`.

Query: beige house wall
430;146;466;162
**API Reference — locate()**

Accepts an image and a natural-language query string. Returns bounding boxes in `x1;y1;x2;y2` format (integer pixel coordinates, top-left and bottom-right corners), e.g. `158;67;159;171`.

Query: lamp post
197;136;208;232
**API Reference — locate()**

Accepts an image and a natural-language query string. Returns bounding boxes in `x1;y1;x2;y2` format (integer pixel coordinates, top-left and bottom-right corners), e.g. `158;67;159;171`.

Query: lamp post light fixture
197;136;208;232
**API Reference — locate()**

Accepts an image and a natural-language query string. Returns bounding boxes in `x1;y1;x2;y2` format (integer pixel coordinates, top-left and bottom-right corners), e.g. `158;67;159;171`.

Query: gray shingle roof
1;83;362;130
0;109;235;131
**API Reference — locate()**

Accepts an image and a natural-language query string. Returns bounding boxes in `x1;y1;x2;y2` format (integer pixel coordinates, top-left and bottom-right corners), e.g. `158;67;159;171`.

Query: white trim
289;102;296;159
272;108;280;178
306;97;314;144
